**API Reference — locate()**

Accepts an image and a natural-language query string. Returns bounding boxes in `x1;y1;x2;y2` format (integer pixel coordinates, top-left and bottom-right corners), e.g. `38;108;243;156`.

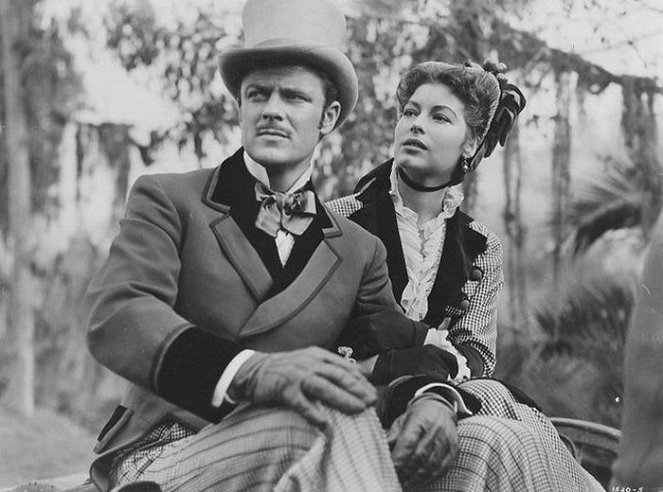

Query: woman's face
394;82;476;185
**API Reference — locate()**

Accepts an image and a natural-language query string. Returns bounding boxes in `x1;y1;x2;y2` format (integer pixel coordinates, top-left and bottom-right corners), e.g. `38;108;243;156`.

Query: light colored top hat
218;0;358;128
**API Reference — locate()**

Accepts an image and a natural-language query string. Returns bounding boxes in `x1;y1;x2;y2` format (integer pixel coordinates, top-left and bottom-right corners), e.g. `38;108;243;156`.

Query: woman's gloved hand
371;345;459;385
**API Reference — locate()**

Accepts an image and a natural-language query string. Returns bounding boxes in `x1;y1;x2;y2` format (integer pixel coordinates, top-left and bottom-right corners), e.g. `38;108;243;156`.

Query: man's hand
229;347;377;427
387;397;459;487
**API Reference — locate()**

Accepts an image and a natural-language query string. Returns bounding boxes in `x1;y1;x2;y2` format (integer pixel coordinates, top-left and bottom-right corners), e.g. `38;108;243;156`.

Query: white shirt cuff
423;328;472;382
414;382;473;416
211;349;256;407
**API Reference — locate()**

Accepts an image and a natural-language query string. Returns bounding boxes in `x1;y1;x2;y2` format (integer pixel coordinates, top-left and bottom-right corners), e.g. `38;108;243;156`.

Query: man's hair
396;61;501;142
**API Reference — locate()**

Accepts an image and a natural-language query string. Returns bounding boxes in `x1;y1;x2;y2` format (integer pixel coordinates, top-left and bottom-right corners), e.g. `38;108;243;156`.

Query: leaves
103;1;239;160
566;157;645;254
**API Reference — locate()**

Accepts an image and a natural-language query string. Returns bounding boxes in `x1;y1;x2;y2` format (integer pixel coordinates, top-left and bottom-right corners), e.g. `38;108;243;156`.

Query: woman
329;61;604;491
330;60;520;382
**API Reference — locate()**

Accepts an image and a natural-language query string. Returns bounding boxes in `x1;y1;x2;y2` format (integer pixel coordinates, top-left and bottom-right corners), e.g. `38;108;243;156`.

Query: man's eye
246;90;265;100
403;108;417;117
288;93;308;102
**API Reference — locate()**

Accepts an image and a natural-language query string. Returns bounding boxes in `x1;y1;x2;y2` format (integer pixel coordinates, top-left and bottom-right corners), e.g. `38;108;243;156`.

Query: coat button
459;299;470;310
470;267;483;281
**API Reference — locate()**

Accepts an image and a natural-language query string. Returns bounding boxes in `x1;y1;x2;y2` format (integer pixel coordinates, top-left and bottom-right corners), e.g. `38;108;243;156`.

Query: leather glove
388;397;459;487
229;346;377;427
371;345;459;385
335;310;429;360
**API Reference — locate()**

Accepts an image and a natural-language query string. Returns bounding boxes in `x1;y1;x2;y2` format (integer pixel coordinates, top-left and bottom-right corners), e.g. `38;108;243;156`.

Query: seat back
551;417;621;489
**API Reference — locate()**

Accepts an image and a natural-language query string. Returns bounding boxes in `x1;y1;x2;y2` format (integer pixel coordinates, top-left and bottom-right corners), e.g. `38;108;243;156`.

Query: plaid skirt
109;379;603;492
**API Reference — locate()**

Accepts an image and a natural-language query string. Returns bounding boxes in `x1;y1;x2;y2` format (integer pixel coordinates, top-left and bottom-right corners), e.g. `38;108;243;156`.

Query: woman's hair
396;60;502;143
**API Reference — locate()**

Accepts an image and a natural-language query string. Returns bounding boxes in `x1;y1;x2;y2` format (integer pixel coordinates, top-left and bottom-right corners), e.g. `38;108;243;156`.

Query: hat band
250;38;332;50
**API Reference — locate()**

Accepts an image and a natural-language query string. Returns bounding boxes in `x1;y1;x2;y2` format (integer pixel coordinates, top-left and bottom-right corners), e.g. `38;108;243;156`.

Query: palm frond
534;266;635;349
566;159;644;254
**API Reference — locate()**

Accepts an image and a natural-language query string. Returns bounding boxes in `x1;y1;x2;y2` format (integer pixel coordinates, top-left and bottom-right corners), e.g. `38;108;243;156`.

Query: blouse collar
388;164;464;224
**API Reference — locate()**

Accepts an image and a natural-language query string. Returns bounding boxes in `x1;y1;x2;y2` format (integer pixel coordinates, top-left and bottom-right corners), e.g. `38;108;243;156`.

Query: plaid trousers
110;380;603;492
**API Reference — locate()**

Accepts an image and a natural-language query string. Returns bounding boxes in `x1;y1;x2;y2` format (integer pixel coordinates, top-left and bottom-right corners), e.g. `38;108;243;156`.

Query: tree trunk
0;0;35;416
621;79;662;237
502;122;529;336
449;0;488;216
551;69;572;290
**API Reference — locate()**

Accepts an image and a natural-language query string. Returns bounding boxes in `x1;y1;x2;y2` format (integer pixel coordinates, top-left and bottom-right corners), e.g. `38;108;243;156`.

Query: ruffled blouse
389;165;471;381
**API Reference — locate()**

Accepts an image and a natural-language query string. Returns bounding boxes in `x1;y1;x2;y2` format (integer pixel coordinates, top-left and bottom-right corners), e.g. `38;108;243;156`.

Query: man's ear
319;101;341;136
236;99;243;125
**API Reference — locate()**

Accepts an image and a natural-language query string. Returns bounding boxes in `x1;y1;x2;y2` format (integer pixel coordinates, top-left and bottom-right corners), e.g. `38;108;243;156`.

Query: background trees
1;0;35;416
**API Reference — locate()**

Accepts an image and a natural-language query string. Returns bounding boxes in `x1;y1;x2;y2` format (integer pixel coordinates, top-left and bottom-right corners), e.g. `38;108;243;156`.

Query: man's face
239;65;340;173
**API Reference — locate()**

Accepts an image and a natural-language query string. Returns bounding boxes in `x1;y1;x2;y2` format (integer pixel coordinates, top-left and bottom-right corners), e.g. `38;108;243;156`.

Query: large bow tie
254;181;317;237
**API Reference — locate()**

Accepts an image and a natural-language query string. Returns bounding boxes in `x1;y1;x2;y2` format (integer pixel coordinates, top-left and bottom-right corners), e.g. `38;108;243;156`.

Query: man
85;0;462;490
612;212;663;489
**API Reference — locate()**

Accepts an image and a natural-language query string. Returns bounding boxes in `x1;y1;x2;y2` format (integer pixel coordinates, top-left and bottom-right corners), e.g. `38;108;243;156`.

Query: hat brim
218;44;358;129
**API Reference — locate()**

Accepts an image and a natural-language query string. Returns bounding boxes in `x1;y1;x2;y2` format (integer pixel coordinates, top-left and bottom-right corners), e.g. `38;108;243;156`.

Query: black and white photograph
1;0;662;490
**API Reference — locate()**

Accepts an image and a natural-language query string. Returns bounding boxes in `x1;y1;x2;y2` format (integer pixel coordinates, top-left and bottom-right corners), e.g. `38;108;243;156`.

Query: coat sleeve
85;174;242;421
448;226;503;377
336;235;429;358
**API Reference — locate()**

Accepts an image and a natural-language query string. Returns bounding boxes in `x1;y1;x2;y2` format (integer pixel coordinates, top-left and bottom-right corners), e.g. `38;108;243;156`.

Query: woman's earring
461;156;471;173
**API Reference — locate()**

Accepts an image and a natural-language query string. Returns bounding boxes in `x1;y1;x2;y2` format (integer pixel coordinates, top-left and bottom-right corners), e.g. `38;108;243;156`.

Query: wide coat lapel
239;205;344;338
202;148;345;339
202;149;275;302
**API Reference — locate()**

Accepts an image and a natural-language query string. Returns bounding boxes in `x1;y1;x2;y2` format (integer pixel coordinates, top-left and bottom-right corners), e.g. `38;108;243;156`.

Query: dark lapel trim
201;165;229;213
351;159;408;302
423;211;487;327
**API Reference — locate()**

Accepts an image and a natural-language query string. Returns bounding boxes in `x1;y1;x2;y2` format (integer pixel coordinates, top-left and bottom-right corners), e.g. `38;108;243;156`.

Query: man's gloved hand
371;345;459;385
388;396;459;487
228;346;377;427
334;311;429;359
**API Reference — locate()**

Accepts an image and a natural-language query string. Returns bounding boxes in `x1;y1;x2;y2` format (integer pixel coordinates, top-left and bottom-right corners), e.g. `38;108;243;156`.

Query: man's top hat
218;0;358;128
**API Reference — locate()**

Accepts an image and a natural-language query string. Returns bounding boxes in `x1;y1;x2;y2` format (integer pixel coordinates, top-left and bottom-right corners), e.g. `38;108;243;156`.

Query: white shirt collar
244;150;313;194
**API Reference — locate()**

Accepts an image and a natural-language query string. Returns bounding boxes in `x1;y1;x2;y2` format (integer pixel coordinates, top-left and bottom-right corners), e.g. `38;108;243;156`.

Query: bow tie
254;181;317;237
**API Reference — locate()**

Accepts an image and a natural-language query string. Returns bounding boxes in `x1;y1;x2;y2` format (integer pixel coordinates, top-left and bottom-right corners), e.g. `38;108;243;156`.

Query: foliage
103;0;239;160
0;0;82;230
98;0;540;198
566;158;644;254
532;264;636;426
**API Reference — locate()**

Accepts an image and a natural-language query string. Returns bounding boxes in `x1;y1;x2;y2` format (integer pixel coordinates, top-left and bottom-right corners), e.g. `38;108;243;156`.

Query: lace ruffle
390;166;470;382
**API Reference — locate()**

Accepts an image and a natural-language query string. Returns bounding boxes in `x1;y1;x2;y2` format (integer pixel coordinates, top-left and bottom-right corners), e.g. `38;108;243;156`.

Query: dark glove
371;345;459;385
334;310;429;360
230;347;376;427
377;374;482;429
